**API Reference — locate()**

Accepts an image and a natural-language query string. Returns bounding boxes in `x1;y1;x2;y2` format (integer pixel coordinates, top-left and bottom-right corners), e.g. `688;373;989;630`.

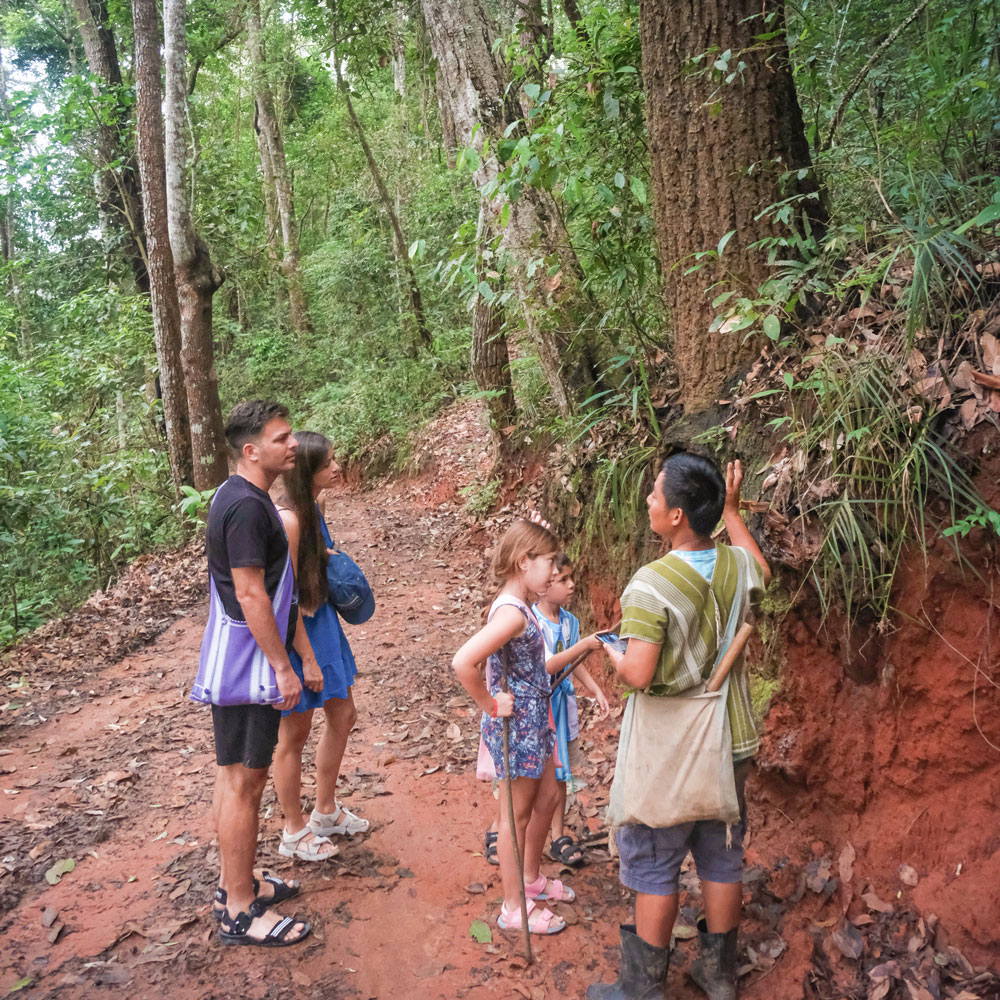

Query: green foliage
772;346;995;626
2;0;999;648
460;475;503;517
177;485;218;525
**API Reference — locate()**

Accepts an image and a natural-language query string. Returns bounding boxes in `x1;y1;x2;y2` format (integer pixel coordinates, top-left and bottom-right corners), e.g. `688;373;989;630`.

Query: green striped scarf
619;543;764;759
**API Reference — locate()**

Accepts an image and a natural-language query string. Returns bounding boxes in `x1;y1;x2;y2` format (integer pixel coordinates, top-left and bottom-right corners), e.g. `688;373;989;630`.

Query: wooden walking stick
499;654;533;964
706;622;754;692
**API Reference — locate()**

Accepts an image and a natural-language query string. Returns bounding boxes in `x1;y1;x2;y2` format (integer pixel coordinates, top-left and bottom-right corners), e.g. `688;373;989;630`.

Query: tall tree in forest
421;0;612;416
472;203;517;457
0;43;33;356
68;0;149;292
246;0;312;337
332;25;431;352
130;0;194;491
640;0;819;410
163;0;229;490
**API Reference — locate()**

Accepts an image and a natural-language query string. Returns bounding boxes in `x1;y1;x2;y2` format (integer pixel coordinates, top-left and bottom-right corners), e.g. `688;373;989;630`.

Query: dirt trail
3;413;999;999
0;472;654;999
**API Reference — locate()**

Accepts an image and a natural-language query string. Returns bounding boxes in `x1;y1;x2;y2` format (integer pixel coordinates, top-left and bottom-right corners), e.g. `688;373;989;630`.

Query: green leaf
44;858;75;885
763;315;781;341
956;202;1000;234
629;176;646;204
603;88;620;120
523;83;540;100
9;977;33;993
717;230;736;256
469;919;492;943
614;171;625;189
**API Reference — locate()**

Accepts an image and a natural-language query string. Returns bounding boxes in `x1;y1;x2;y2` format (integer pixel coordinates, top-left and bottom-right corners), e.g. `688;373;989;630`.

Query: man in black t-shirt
198;400;311;947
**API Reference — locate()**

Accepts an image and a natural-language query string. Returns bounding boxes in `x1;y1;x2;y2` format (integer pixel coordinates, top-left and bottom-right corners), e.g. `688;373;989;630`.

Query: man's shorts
616;759;752;896
211;704;281;769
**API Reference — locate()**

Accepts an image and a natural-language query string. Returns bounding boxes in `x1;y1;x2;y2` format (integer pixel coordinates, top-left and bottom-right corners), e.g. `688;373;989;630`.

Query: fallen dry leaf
831;920;863;960
862;891;894;914
898;864;919;887
838;843;856;884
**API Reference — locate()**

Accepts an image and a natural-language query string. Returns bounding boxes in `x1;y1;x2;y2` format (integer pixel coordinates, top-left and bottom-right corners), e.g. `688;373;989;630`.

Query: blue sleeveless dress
284;513;359;715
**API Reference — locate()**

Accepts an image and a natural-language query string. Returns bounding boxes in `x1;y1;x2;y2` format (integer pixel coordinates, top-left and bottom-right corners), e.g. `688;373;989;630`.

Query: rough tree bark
130;0;194;491
163;0;229;490
391;5;407;99
333;51;431;351
0;46;33;357
640;0;819;410
246;0;312;338
68;0;149;292
473;202;517;457
421;0;611;416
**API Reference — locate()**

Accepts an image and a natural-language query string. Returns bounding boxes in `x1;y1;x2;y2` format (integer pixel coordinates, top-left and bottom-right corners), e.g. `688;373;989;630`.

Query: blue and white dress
284;512;359;714
481;596;553;779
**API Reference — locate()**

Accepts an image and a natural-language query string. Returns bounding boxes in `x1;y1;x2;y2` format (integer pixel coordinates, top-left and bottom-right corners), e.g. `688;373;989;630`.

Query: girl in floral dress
453;519;576;935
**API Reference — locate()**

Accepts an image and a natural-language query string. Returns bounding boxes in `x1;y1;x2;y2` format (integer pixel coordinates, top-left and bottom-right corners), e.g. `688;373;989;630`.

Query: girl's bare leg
273;710;314;834
498;775;538;911
314;691;357;813
523;754;560;883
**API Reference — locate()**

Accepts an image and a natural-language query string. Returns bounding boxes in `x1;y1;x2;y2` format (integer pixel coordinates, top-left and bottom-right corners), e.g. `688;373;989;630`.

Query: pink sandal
524;873;576;902
497;898;566;935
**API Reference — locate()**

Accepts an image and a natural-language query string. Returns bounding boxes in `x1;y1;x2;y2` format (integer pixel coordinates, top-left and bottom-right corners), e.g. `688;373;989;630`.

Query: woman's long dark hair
281;431;332;615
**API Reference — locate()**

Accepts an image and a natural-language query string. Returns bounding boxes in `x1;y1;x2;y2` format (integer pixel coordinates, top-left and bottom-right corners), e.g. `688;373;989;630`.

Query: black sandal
218;899;311;947
548;834;585;866
212;872;300;921
484;829;499;866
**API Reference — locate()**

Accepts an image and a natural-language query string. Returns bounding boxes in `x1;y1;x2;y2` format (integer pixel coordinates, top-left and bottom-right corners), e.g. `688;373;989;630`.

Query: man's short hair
660;453;726;537
224;400;289;453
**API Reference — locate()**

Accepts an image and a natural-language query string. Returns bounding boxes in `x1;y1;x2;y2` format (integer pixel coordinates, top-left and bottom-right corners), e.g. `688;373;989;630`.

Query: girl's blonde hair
490;519;559;585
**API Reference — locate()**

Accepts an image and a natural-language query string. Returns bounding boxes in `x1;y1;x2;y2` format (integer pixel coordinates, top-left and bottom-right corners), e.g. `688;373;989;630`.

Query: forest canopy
1;0;998;644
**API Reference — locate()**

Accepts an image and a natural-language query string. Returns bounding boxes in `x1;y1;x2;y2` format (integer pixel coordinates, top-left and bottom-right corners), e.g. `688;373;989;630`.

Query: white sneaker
309;801;370;837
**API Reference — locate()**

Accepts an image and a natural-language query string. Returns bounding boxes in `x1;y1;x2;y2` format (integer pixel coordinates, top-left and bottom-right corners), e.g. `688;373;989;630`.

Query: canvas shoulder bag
607;547;749;833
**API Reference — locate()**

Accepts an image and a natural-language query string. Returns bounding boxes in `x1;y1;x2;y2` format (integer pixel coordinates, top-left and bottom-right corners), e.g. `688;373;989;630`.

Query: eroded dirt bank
2;404;999;999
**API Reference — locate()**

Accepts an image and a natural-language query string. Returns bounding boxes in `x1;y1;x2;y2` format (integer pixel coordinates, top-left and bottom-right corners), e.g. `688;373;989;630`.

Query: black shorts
211;704;281;769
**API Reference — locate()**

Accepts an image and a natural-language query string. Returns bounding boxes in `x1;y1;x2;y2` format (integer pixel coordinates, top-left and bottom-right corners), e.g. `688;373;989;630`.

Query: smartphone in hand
596;632;628;656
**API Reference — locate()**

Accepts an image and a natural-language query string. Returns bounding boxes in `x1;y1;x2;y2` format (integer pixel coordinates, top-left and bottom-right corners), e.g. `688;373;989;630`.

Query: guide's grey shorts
615;759;751;897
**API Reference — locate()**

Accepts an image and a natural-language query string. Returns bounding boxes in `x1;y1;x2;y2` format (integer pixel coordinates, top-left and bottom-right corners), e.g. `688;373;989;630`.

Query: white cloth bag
606;557;749;838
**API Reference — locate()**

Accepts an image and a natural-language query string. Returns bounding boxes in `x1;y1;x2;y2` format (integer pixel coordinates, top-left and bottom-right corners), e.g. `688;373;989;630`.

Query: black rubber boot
688;919;738;1000
587;924;670;999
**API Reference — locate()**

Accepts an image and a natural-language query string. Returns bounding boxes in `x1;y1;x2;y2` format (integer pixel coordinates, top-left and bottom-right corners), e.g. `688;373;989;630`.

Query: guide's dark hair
553;553;573;573
225;400;289;453
660;452;726;537
280;431;332;615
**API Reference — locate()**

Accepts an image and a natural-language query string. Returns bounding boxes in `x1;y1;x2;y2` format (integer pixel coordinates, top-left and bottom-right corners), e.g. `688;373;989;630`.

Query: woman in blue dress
273;431;370;861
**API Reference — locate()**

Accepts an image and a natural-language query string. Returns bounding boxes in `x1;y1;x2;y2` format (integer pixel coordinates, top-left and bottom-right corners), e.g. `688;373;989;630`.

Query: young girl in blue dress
272;432;370;862
453;518;576;935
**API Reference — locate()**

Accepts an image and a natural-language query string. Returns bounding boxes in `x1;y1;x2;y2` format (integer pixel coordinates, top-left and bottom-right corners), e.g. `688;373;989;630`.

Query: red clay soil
1;405;999;999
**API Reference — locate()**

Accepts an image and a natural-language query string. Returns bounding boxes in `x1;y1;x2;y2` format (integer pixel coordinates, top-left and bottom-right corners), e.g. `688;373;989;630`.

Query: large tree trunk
246;0;312;338
131;0;194;491
391;5;407;99
334;53;431;352
640;0;818;410
472;203;517;457
0;48;32;357
164;0;229;491
421;0;612;417
69;0;149;293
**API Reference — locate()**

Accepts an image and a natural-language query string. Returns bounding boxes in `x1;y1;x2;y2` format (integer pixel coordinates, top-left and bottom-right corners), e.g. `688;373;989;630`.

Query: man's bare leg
217;763;306;940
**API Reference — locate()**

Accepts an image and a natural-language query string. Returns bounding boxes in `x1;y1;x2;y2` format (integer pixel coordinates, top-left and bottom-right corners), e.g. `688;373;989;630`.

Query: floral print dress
481;595;554;779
